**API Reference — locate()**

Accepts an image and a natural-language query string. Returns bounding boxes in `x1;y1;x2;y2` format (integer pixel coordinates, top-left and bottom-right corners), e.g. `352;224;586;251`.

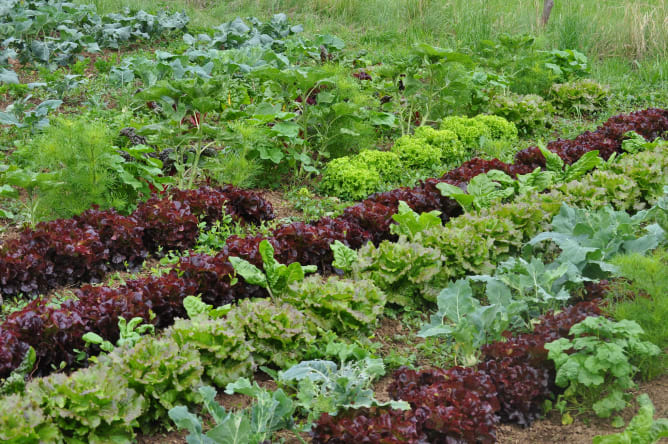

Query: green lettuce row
0;143;664;443
319;114;518;200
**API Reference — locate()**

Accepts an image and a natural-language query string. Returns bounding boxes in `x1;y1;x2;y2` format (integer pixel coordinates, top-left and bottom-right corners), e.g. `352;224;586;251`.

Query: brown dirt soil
259;189;302;221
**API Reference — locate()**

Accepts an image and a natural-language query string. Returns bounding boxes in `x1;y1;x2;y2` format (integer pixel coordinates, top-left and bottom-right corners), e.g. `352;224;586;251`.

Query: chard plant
230;239;317;298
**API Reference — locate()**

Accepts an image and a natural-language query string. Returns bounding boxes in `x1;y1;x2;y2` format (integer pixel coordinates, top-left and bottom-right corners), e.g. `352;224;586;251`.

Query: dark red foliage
0;186;275;299
75;207;147;268
352;70;372;81
176;252;268;305
442;158;513;182
216;185;275;224
389;367;499;444
134;196;200;252
583;280;612;300
477;359;551;426
312;406;428;444
342;201;397;244
0;329;29;377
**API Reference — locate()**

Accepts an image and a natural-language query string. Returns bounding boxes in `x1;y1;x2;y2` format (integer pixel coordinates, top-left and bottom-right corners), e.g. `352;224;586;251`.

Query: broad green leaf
229;256;267;288
330;240;357;271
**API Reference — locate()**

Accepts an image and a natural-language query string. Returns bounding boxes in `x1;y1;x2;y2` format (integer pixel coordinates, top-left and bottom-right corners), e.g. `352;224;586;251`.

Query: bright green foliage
390;200;443;239
82;316;155;353
607;249;668;378
413;126;466;163
545;317;661;418
278;358;406;425
440;116;491;147
604;142;668;205
427;200;551;277
354;237;446;306
227;299;318;368
330;240;357;272
103;338;203;430
230;239;317;298
391;135;443;169
539;146;603;183
419;279;509;366
183;295;231;320
355;150;402;181
437;169;516;211
169;317;253;388
0;346;35;395
169;382;295;444
0;393;62;444
31;366;145;444
550;79;609;115
319;156;382;200
285;275;386;334
12;117;165;217
556;170;644;212
529;203;666;279
471;114;519;141
488;93;552;135
473;256;576;315
593;394;668;444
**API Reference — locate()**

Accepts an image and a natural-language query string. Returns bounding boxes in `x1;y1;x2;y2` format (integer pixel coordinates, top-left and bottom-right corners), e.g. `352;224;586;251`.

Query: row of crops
0;1;666;443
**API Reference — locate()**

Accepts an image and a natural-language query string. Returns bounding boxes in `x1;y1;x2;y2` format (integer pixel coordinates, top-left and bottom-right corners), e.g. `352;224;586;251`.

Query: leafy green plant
31;365;145;443
538;146;603;183
488;93;552;135
471;114;518;142
230;239;317;298
593;394;668;444
606;249;668;378
550;79;609;116
419;279;509;366
169;315;253;387
227;298;318;368
278;358;407;426
103;337;203;431
391;135;443;169
82;316;154;354
183;295;232;320
0;166;61;225
12;118;166;218
529;202;666;279
437;169;516;211
284;275;386;334
604;142;668;206
353;237;446;306
439;115;491;148
0;347;35;395
287;187;347;222
390;201;443;239
545;316;661;418
0;96;61;131
0;393;62;443
318;156;382;200
330;240;357;272
169;381;296;444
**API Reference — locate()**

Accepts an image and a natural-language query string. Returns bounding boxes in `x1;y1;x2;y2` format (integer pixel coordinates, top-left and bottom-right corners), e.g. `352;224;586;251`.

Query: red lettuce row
0;109;664;379
0;186;275;298
312;301;603;443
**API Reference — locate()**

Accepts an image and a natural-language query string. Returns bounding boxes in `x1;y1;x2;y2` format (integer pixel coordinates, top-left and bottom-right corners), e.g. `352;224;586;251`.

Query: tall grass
80;0;667;83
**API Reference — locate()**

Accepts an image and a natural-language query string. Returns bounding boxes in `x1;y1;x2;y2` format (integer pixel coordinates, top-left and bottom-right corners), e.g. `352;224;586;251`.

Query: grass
605;249;668;379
